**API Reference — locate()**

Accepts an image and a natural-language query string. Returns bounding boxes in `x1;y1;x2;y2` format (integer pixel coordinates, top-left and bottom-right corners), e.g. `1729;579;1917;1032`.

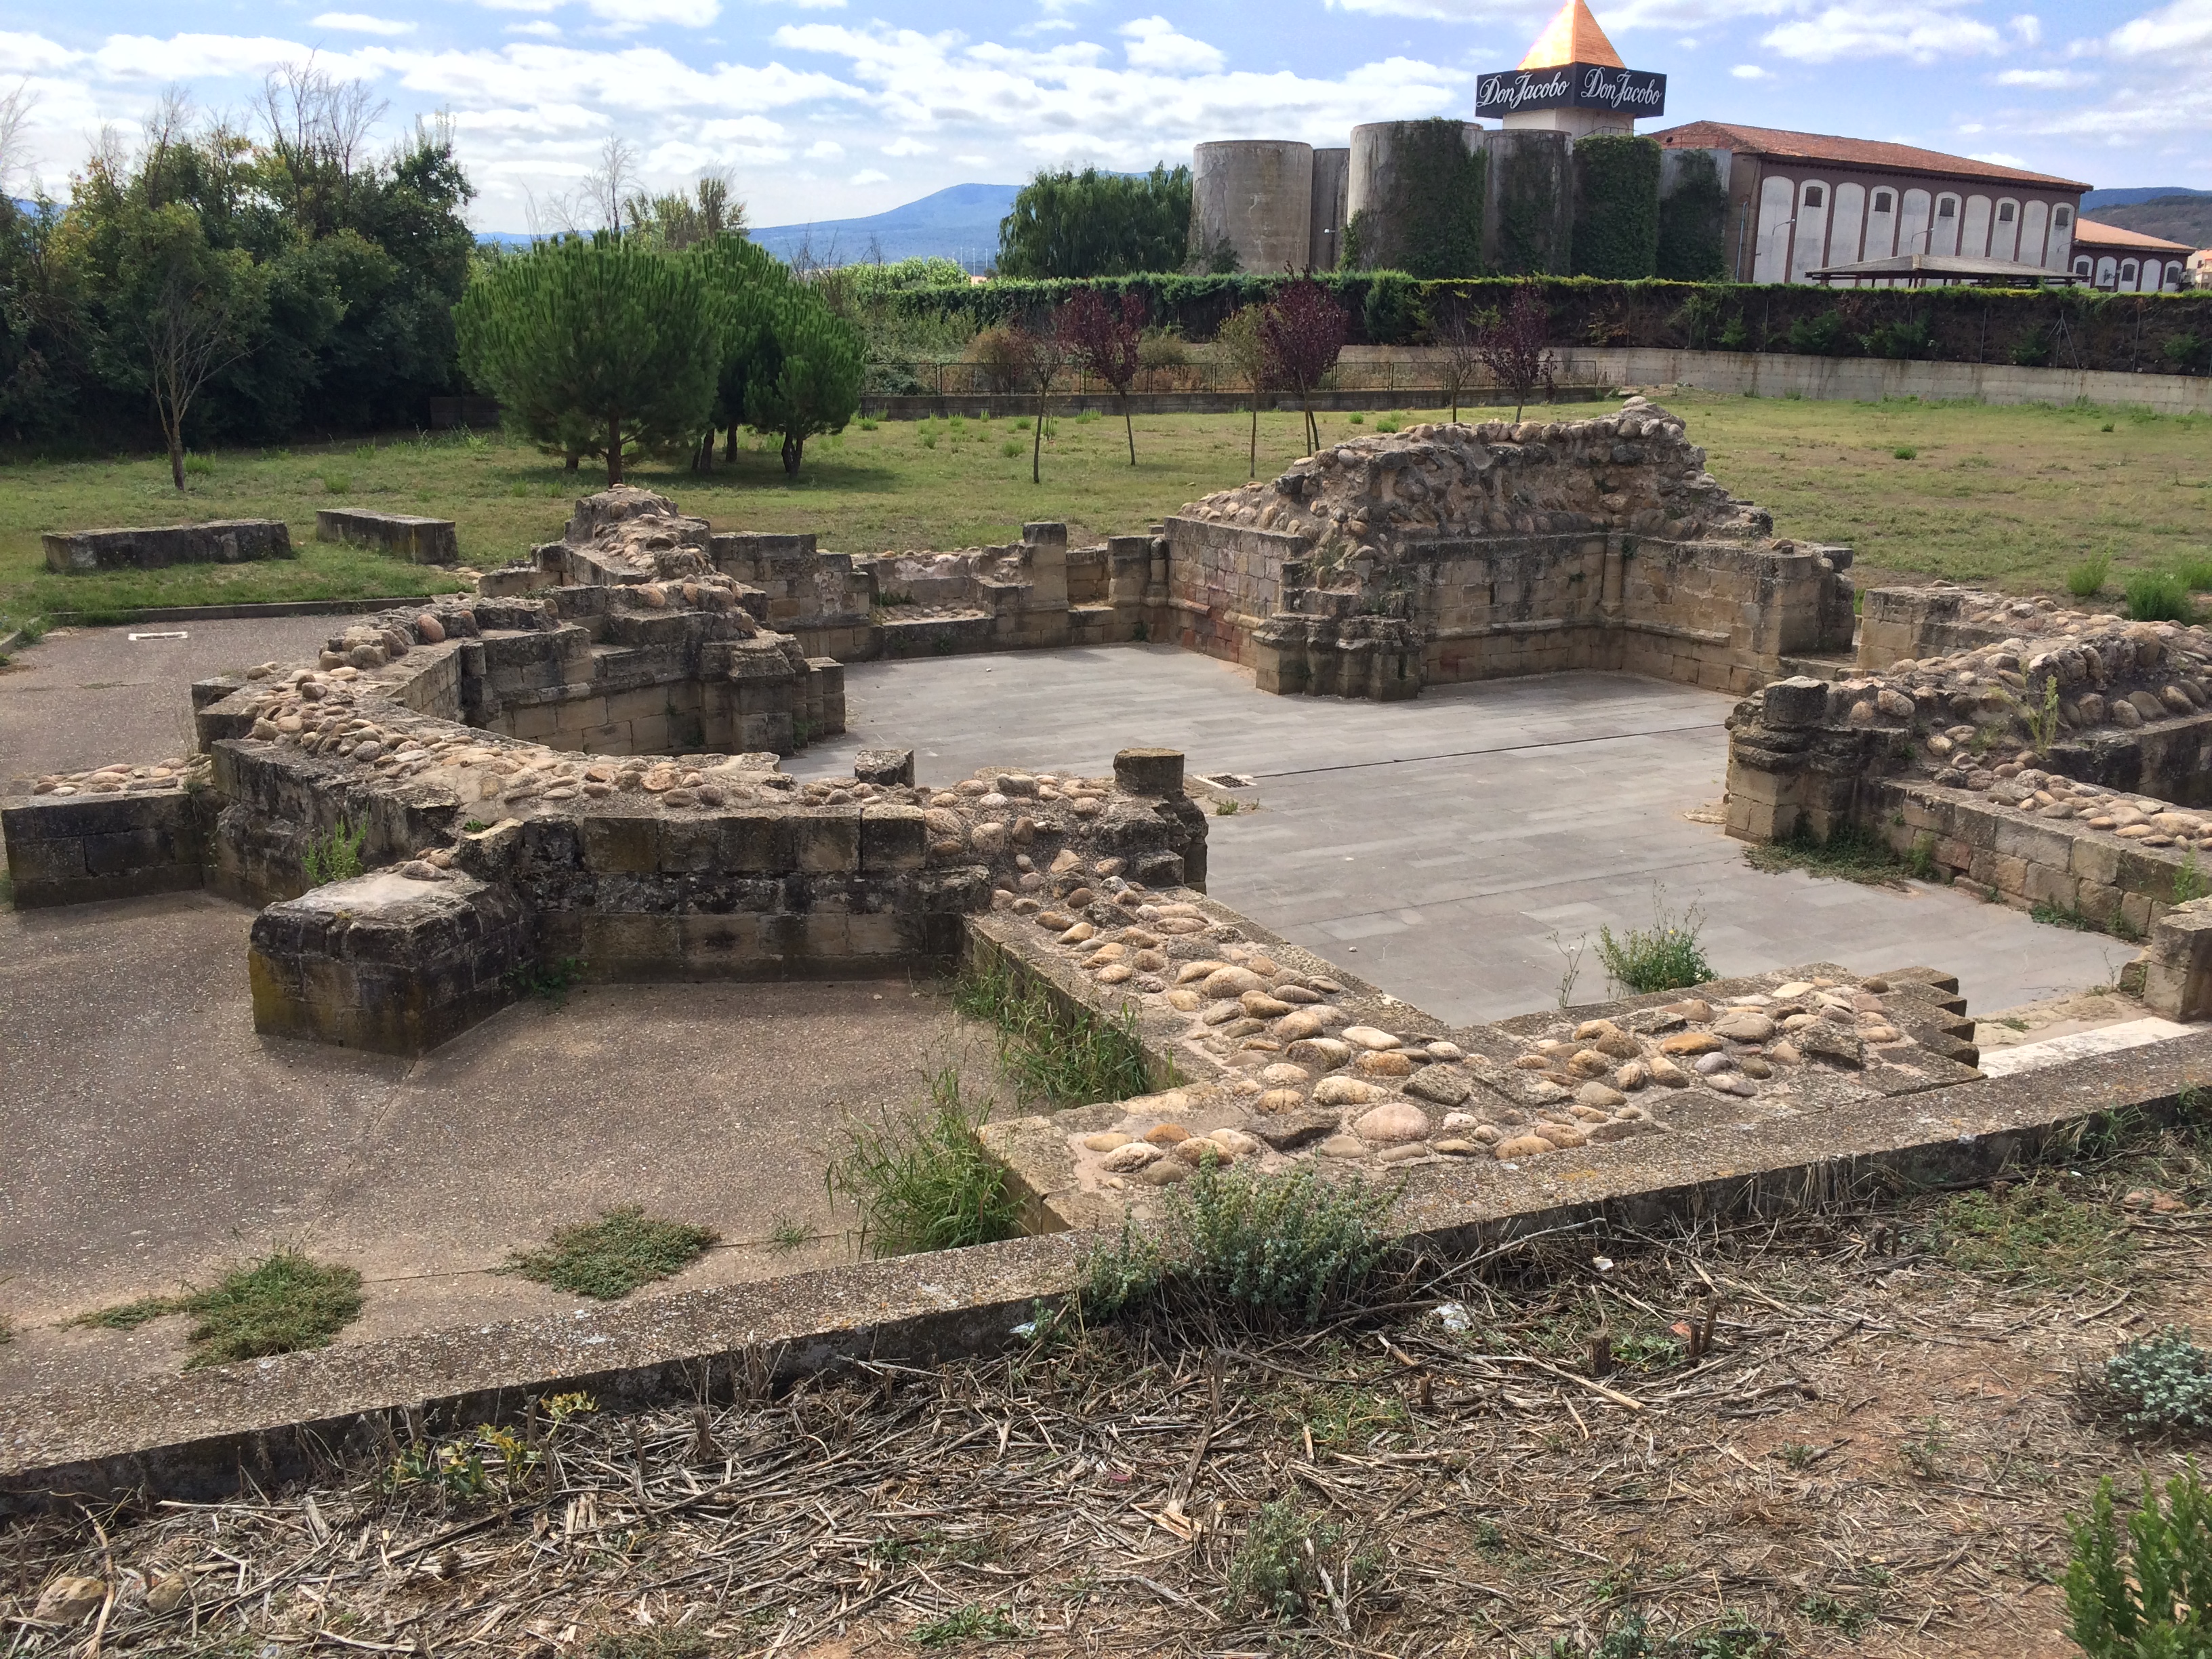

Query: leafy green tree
1216;304;1271;477
623;172;746;251
455;232;716;485
690;233;790;465
745;283;864;474
996;164;1191;278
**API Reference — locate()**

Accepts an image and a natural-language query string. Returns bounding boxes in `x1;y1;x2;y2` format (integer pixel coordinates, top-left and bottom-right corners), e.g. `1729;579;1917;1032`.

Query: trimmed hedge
1572;136;1662;280
868;272;2212;374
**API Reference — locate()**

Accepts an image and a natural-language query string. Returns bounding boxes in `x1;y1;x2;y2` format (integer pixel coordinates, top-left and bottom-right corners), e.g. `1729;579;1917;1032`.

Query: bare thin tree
143;259;255;492
0;78;37;197
1433;310;1484;424
586;136;640;236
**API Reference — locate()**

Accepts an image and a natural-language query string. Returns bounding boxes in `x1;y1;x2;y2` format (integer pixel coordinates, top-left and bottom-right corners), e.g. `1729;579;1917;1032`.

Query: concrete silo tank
1309;147;1350;271
1346;120;1487;274
1191;141;1314;274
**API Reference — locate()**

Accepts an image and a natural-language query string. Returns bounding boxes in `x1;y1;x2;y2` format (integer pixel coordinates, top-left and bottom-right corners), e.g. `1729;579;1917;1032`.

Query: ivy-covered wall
868;272;2212;374
1656;150;1730;283
1343;120;1488;279
1570;136;1662;280
1490;134;1574;276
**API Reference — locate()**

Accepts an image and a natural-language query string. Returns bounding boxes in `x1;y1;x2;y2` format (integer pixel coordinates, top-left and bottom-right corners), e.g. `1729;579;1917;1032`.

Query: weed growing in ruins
2100;1329;2212;1436
2069;553;2113;597
504;954;586;1004
953;954;1152;1106
768;1215;812;1252
1595;889;1713;994
1223;1497;1372;1623
2034;899;2099;932
1927;1178;2134;1289
1743;821;1905;886
2175;849;2209;906
1550;928;1589;1008
2065;1464;2212;1657
913;1605;1021;1646
300;818;366;887
1080;1163;1401;1328
1908;834;1944;882
1546;1611;1780;1658
1213;798;1239;815
826;1068;1021;1258
70;1250;365;1368
2021;676;2064;755
2127;570;2196;623
504;1207;718;1300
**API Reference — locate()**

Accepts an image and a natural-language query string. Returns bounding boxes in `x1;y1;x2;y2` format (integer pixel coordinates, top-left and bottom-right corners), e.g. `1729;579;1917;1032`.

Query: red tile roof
1652;121;2089;192
2072;218;2194;255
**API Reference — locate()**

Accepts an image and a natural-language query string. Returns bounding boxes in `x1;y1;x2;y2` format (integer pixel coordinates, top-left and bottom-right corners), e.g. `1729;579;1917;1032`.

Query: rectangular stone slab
314;509;459;566
41;520;293;573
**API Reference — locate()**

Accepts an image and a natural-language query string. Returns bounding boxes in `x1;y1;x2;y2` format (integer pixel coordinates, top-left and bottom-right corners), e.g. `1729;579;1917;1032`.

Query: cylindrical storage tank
1309;148;1350;271
1191;141;1313;274
1347;121;1486;274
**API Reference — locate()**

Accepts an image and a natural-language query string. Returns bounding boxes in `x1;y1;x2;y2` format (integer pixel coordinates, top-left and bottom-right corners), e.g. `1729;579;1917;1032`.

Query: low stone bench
42;520;293;573
1;786;211;907
315;508;459;566
248;867;531;1055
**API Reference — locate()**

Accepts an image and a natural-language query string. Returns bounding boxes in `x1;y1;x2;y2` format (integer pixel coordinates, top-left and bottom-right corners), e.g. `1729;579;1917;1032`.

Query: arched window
2120;259;2139;289
1872;190;1893;213
2055;206;2072;228
1805;185;1824;208
1997;202;2015;223
2073;255;2092;278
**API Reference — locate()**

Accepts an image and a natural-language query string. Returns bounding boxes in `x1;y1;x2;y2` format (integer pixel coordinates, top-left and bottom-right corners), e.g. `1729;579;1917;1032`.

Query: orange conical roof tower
1518;0;1626;69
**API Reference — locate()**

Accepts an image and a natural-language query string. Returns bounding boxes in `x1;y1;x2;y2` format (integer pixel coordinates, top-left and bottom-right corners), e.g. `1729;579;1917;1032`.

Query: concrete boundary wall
7;1029;2209;1513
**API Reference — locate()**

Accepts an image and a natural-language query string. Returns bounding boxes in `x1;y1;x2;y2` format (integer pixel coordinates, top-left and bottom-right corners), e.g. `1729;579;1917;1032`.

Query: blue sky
0;0;2200;231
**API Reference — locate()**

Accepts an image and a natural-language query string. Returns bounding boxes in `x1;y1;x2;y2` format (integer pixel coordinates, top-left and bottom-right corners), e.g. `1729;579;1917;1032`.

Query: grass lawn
5;393;2209;624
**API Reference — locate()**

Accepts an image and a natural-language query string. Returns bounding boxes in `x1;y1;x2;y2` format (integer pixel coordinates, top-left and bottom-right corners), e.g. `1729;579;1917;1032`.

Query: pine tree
745;285;863;476
455;232;715;486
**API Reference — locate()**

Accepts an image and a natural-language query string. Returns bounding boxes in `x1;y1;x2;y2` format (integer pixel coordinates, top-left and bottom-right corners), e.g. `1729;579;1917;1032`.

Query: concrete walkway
788;646;2125;1025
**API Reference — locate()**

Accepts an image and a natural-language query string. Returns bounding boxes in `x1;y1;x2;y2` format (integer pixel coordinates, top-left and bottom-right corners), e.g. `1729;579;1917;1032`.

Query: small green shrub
504;954;586;1003
505;1206;717;1299
1891;445;1917;460
1908;833;1942;882
300;819;366;887
913;1605;1020;1647
1224;1498;1370;1622
2104;1329;2212;1436
2066;1464;2212;1656
1595;890;1713;993
1000;439;1023;457
319;470;352;493
1347;412;1365;424
2176;555;2212;593
1546;1611;1780;1658
1082;1162;1400;1328
857;416;879;431
2128;571;2196;623
919;428;939;449
826;1068;1021;1258
2176;850;2209;906
72;1250;365;1368
1374;414;1401;433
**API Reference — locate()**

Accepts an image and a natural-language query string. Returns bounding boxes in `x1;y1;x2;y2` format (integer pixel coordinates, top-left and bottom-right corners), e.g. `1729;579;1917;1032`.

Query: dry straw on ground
7;1130;2212;1658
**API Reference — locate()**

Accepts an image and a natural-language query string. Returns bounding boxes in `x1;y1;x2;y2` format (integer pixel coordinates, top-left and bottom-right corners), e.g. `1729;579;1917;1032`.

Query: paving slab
787;648;2123;1023
0;890;996;1395
1;619;345;788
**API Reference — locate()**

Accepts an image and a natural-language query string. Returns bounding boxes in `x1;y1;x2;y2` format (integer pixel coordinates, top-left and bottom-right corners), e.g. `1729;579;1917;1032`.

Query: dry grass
8;1116;2212;1657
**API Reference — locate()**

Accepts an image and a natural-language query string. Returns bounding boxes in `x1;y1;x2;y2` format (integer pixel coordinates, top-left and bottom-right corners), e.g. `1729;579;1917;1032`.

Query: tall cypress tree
455;232;715;485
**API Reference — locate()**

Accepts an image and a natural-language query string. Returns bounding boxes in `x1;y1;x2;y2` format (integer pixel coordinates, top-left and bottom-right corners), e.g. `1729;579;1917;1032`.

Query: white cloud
506;20;565;35
0;30;87;69
1732;60;1771;75
882;135;933;155
2110;0;2212;58
804;137;843;157
698;113;785;141
312;13;418;35
1994;65;2087;83
92;33;373;79
581;0;724;30
1968;148;2027;164
2010;12;2042;41
1761;2;2005;62
848;166;888;183
1119;16;1228;73
955;152;989;164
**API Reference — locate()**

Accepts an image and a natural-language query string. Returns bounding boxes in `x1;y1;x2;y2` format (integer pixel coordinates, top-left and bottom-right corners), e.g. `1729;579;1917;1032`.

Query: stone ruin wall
970;884;1982;1233
1724;594;2212;1019
1164;398;1856;701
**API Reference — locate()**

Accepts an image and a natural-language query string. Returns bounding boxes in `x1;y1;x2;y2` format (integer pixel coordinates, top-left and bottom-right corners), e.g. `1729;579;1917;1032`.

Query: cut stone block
42;520;293;573
314;509;459;566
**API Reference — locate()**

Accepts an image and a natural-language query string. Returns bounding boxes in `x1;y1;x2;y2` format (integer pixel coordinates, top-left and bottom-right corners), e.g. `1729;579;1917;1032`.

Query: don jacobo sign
1475;64;1667;118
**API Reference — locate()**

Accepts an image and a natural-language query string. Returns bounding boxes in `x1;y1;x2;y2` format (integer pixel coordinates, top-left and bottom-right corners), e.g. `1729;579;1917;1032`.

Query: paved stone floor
0;887;992;1394
0;626;2129;1390
787;644;2126;1025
